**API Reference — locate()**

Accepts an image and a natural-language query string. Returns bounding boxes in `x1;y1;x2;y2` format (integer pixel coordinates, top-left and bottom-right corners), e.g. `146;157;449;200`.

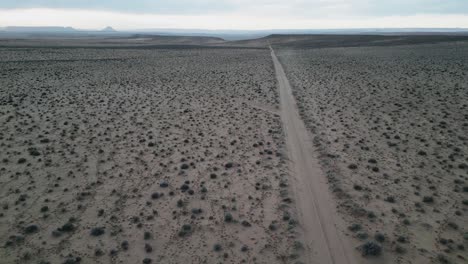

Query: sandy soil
1;35;467;264
276;42;468;263
0;46;306;264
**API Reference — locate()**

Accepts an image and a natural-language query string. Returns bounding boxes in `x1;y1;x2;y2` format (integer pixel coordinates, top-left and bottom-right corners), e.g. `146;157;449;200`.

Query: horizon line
2;26;468;32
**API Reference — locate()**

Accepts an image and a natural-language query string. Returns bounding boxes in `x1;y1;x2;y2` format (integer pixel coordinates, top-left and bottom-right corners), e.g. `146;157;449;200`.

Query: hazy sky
1;0;468;30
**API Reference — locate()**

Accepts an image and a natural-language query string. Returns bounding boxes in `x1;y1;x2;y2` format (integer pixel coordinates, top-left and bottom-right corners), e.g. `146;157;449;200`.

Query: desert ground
0;35;467;264
0;45;306;264
276;41;468;263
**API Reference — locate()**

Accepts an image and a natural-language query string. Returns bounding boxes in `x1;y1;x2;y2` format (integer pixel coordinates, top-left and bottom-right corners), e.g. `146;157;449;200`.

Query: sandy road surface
271;46;358;264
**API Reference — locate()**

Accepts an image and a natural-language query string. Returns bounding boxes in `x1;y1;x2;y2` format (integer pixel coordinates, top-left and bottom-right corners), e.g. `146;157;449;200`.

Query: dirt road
270;46;358;264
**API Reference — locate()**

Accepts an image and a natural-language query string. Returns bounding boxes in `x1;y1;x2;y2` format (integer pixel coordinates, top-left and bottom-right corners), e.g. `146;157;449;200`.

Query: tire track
270;46;357;264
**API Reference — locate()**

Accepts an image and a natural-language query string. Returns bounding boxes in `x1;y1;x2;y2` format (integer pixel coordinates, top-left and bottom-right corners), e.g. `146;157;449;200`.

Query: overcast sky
1;0;468;30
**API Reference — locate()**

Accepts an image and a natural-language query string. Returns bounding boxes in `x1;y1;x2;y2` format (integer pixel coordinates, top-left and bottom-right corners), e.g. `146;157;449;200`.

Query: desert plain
0;34;468;264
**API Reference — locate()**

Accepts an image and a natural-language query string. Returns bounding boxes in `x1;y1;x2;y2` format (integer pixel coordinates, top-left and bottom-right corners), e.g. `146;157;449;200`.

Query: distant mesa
101;26;117;32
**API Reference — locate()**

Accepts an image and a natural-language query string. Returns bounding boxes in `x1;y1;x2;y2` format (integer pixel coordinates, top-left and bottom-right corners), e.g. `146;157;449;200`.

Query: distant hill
232;34;468;48
130;28;468;40
101;26;116;32
1;26;468;47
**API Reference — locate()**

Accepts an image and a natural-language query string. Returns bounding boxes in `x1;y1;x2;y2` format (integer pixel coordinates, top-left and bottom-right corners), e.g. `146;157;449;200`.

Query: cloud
1;0;467;16
1;8;468;30
1;1;468;29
